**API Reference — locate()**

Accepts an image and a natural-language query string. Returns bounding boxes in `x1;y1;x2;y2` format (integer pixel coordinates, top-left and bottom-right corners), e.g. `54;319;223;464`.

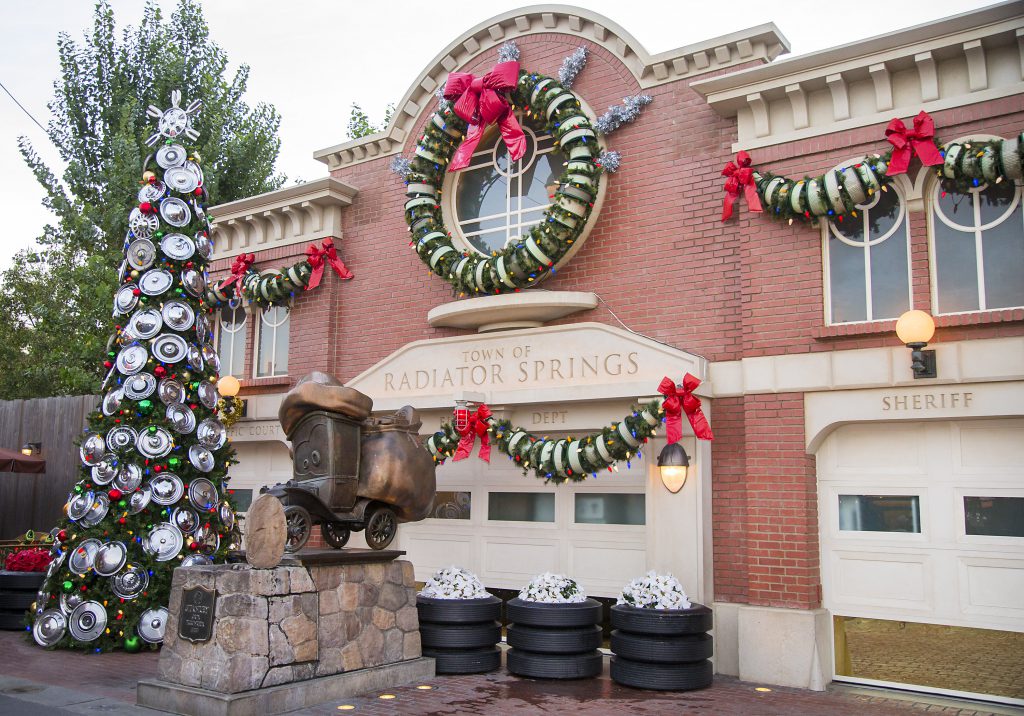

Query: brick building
207;3;1024;704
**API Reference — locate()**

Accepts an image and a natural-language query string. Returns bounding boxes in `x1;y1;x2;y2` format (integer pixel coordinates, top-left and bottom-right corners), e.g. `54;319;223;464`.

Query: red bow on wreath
885;110;944;176
658;374;714;444
443;61;527;172
721;150;762;222
453;404;493;462
305;238;353;291
218;252;255;295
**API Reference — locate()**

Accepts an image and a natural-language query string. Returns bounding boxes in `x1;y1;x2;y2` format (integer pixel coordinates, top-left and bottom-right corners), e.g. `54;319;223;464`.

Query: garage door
228;440;292;514
397;433;649;598
817;419;1024;703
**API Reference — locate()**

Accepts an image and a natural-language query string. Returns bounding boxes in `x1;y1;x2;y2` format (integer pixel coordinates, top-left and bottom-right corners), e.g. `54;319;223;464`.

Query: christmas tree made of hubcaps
31;90;241;652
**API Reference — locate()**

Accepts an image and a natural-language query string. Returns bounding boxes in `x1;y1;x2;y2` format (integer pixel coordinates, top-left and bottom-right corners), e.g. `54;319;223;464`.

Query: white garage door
228;440;292;513
397;434;649;598
817;418;1024;703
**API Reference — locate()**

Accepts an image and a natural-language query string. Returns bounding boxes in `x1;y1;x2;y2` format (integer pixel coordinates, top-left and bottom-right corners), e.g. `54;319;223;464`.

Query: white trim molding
692;1;1024;151
209;177;359;260
313;5;789;171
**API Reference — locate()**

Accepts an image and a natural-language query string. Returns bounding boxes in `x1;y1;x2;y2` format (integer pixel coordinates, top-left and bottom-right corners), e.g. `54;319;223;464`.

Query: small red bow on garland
721;151;763;222
218;252;255;295
453;404;493;462
443;61;527;172
885;110;944;176
305;238;353;291
658;374;714;444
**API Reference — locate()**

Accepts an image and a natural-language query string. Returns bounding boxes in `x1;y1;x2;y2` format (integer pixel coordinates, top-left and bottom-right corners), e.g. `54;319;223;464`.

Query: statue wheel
283;505;311;553
321;522;350;549
365;506;397;550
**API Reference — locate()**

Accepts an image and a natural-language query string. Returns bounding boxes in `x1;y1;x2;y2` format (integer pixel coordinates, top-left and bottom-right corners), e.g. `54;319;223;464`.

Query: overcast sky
0;0;996;269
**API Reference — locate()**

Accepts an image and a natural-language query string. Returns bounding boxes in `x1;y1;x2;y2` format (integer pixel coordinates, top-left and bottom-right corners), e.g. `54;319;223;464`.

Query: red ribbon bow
885;110;944;176
453;404;493;462
721;150;763;222
443;61;527;172
305;238;353;291
658;374;715;444
218;253;255;295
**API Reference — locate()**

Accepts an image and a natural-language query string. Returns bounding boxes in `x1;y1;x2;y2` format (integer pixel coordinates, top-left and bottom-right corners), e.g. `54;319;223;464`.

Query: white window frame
822;162;913;325
927;168;1024;316
215;299;248;378
253;304;290;378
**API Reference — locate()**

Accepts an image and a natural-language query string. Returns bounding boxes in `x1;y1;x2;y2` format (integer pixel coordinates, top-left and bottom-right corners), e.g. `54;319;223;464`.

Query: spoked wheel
365;506;397;550
321;522;350;549
283;505;312;553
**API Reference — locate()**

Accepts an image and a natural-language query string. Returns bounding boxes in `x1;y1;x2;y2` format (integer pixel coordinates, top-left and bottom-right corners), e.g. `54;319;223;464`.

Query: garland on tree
204;237;353;308
424;375;714;483
722;110;1024;225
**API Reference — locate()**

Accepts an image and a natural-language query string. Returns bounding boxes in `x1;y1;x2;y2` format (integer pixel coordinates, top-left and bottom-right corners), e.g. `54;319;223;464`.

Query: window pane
257;307;289;377
430;491;471;520
521;151;560;209
829;233;867;323
229;328;246;377
273;310;289;376
838;495;920;533
866;187;900;237
964;496;1024;537
869;214;910;320
981;208;1024;309
977;179;1016;226
230;489;254;511
934;185;974;228
574;493;645;525
488;492;555;522
933;218;979;314
457;167;508;222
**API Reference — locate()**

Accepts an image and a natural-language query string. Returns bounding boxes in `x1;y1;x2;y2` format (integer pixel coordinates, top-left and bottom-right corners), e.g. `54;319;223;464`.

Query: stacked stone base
138;554;431;715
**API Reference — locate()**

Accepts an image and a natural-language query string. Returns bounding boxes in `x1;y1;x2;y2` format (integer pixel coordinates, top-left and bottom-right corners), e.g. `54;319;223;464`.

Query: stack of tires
506;597;603;679
0;571;44;631
416;595;502;674
609;603;714;690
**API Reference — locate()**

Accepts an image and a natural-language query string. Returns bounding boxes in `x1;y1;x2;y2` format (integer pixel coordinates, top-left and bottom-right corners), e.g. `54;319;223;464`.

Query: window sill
240;375;293;389
814;309;1024;340
812;320;897;340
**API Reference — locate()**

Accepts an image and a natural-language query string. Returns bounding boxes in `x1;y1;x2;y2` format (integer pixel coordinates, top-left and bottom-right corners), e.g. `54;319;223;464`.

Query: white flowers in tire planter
617;571;691;610
518;572;587;603
419;566;490;600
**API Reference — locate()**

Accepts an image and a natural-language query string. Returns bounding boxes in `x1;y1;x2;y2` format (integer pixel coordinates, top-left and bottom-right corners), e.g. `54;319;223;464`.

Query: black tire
0;611;29;631
0;592;35;610
283;505;312;553
416;596;502;624
507;624;602;654
365;506;397;550
321;522;350;549
0;572;45;591
610;656;713;691
506;649;603;679
610;604;713;635
420;621;501;649
611;630;713;663
506;598;602;628
423;646;501;675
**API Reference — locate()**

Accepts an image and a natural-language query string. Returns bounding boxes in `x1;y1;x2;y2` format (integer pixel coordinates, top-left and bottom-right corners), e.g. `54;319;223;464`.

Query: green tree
0;0;283;399
346;102;396;139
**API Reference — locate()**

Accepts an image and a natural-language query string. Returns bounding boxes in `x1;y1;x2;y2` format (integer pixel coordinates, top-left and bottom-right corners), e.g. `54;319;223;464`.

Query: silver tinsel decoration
435;85;450;111
558;46;588;88
389;155;412;178
497;40;520;63
597;150;621;173
594;94;653;135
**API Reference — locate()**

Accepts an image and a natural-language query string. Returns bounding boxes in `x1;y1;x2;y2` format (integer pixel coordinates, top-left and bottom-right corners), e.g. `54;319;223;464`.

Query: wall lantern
895;310;937;379
217;375;241;397
657;442;690;493
21;442;42;456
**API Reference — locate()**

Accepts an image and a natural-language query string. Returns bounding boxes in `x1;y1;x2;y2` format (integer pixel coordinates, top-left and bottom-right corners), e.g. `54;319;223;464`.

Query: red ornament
103;361;113;369
154;365;167;378
57;530;67;542
139;202;155;214
132;288;141;297
154;465;162;473
189;542;200;551
194;188;203;196
118;518;127;525
80;585;88;592
108;488;123;500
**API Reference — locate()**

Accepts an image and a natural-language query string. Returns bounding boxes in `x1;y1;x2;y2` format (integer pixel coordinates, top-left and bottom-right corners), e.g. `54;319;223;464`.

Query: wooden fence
0;395;98;539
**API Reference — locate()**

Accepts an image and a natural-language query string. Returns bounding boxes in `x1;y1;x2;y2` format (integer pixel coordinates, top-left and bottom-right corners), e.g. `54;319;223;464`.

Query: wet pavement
0;630;1018;715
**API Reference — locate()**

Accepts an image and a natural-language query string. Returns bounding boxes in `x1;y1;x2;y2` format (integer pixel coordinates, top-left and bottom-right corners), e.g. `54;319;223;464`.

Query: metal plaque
177;586;215;643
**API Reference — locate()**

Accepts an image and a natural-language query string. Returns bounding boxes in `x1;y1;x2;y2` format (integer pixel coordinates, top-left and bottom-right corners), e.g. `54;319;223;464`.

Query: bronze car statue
262;372;436;552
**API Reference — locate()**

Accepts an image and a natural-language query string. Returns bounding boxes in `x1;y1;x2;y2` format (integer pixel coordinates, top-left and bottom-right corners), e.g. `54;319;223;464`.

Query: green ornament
124;635;142;653
168;458;180;467
74;485;83;493
148;424;157;433
119;500;127;508
139;400;153;412
62;580;73;591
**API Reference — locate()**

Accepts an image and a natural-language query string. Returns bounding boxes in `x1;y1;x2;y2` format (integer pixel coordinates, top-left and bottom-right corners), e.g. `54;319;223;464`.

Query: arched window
930;178;1024;315
255;306;289;377
216;302;247;377
824;175;911;324
450;122;565;257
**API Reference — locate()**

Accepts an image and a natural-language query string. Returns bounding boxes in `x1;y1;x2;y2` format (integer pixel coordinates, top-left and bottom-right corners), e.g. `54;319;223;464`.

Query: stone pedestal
138;552;433;715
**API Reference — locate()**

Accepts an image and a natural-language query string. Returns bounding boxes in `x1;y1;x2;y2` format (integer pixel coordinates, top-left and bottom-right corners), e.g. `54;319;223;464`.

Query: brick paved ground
0;631;1018;716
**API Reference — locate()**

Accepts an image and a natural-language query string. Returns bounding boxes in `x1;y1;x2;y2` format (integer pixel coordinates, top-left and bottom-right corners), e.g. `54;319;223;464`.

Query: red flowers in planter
4;547;52;572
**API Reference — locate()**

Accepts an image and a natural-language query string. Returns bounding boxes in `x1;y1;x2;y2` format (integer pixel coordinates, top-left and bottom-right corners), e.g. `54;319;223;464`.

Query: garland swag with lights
32;92;241;654
399;68;605;296
722;111;1024;225
425;375;714;483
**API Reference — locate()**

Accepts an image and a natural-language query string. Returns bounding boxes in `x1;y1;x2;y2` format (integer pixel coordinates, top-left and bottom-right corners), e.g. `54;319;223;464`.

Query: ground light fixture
657;441;690;493
895;309;937;379
21;442;41;456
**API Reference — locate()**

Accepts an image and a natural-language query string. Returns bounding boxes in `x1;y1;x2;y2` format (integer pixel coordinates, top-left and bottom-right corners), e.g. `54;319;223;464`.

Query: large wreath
401;71;604;295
